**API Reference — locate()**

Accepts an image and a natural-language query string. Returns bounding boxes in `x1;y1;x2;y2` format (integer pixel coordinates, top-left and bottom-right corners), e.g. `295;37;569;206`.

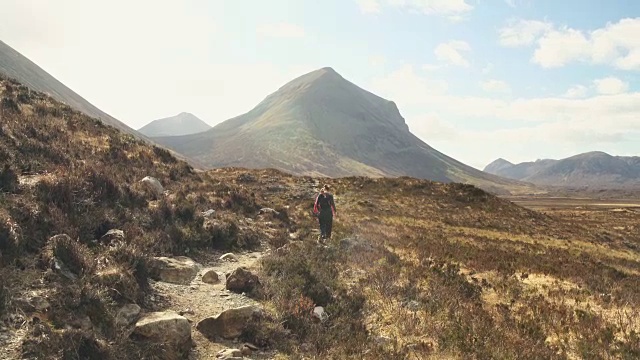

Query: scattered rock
196;305;262;339
148;256;199;285
220;253;239;262
132;311;191;354
202;209;216;218
240;345;252;356
226;267;259;294
216;348;243;359
140;176;164;198
202;270;220;284
99;229;124;244
259;207;279;215
312;306;328;322
116;304;141;326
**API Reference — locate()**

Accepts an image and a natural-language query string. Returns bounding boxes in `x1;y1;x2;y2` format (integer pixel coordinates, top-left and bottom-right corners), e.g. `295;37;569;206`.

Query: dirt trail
150;248;277;359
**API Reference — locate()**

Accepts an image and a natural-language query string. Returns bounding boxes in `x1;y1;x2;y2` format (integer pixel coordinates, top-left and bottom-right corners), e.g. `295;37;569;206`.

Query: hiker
313;184;336;241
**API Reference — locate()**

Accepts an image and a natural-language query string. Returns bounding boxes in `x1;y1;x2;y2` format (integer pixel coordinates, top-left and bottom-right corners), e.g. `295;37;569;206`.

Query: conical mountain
154;67;528;192
139;112;211;137
0;40;143;138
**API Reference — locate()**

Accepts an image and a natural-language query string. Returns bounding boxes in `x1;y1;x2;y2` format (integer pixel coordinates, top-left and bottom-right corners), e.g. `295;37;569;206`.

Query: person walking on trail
314;184;336;241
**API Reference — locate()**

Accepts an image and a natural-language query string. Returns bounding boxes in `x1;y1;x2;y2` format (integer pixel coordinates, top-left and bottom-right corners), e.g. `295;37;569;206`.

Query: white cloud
481;79;511;93
257;22;305;39
370;65;448;105
564;85;589;98
371;66;640;141
499;19;553;47
434;40;471;67
593;76;629;95
357;0;473;15
422;63;442;71
505;17;640;70
355;0;381;13
369;55;387;67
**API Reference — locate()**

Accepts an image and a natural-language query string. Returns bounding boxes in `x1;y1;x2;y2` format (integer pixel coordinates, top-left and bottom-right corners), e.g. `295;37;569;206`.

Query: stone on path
202;269;220;284
132;311;191;354
216;348;243;359
226;267;259;294
148;256;199;284
196;305;262;340
219;253;239;262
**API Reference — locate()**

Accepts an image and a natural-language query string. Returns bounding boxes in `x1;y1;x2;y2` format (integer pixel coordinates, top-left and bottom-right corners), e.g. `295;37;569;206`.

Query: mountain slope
154;67;529;193
484;151;640;187
0;40;142;138
139;112;211;137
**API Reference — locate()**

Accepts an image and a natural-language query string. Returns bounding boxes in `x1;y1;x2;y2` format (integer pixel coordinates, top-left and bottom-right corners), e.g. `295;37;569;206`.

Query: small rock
240;345;252;356
116;304;141;326
374;335;392;345
100;229;124;244
72;316;93;331
217;348;243;359
132;311;191;355
196;305;262;339
202;270;220;284
226;267;260;294
202;209;216;218
220;253;239;262
148;256;199;285
140;176;164;198
259;207;279;215
312;306;328;322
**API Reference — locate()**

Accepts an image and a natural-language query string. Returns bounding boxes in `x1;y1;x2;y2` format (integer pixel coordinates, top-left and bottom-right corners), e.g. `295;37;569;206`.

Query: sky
1;0;639;170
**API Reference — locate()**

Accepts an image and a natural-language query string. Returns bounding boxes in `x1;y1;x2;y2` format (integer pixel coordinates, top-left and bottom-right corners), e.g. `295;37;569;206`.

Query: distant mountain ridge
484;151;640;188
0;40;146;139
153;67;531;194
139;112;211;137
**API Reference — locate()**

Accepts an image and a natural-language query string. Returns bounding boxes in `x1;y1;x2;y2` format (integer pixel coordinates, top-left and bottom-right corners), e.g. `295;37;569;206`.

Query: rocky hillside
485;151;640;188
153;67;531;195
0;40;144;139
1;74;639;359
139;112;211;137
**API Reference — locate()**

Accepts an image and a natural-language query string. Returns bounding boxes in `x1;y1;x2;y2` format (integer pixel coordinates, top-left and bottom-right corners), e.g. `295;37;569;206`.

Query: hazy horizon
1;0;639;170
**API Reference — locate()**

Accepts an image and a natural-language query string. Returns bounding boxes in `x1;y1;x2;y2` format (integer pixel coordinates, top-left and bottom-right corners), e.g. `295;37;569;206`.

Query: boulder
196;305;262;340
140;176;164;198
226;267;259;294
149;256;198;284
100;229;124;244
132;311;191;354
202;269;220;284
116;304;141;326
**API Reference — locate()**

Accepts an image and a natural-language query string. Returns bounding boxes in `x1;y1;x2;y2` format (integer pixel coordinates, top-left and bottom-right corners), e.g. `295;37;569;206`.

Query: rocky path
149;248;276;359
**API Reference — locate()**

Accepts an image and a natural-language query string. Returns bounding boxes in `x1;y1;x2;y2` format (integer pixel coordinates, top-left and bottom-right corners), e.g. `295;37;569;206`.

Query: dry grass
1;73;639;359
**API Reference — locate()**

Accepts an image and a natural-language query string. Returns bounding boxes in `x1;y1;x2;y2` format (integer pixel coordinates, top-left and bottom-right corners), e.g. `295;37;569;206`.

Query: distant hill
0;40;143;139
153;67;530;194
139;112;211;137
484;151;640;188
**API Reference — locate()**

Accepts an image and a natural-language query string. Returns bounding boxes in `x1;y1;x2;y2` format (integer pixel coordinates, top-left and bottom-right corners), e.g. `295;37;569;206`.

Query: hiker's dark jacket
314;192;336;217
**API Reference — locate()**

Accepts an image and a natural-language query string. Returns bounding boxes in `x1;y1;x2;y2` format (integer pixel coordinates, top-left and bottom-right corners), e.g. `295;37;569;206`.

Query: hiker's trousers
318;212;333;239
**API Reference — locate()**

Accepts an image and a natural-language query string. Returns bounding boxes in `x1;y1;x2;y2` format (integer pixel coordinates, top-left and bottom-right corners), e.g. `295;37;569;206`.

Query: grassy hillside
1;74;639;359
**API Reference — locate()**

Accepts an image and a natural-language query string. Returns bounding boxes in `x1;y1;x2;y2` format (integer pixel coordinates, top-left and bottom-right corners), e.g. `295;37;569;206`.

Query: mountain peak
139;112;211;137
